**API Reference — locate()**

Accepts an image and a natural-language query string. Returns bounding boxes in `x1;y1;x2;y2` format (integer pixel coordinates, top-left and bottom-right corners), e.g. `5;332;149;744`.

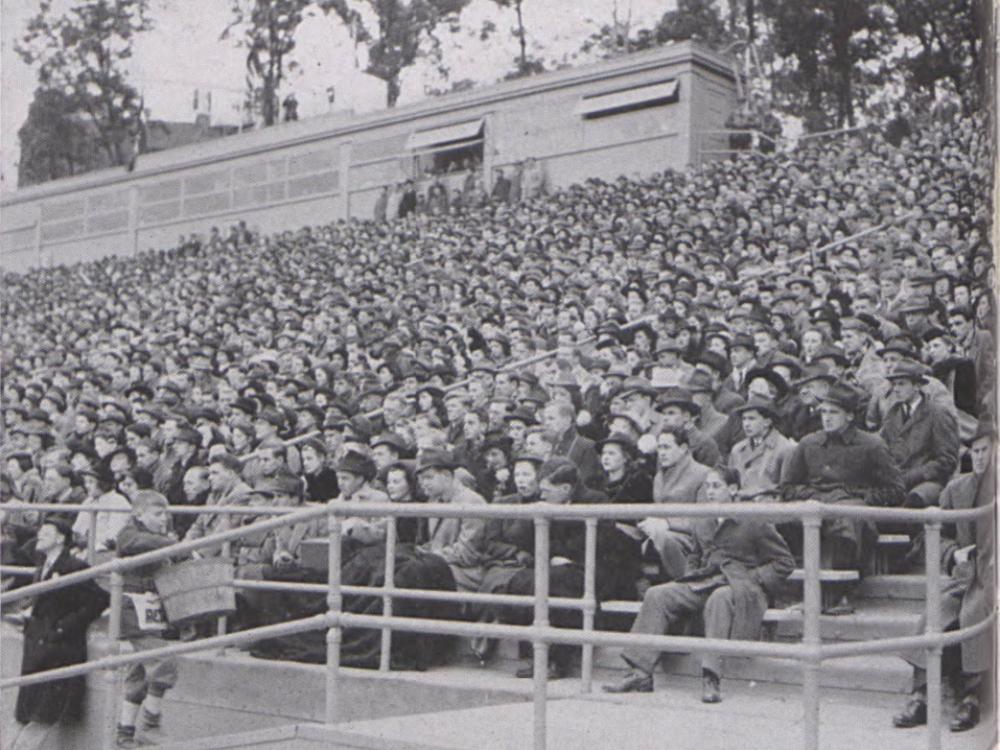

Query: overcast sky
1;0;669;192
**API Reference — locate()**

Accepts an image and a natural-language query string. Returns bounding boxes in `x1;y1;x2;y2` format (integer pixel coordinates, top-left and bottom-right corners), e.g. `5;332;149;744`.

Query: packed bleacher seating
1;108;995;734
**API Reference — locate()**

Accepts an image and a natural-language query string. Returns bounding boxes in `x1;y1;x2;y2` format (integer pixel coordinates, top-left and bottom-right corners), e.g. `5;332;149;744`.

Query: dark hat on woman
335;451;377;482
595;431;638;457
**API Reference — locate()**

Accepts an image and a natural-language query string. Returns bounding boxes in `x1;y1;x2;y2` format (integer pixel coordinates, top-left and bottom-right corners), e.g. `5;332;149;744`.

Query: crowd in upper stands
1;106;995;679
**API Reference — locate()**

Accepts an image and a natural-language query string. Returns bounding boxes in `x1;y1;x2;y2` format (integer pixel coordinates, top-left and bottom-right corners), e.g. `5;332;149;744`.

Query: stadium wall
0;41;736;274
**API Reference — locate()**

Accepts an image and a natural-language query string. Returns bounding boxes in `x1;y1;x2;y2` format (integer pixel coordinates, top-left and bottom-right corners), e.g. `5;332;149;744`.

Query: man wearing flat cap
780;382;904;613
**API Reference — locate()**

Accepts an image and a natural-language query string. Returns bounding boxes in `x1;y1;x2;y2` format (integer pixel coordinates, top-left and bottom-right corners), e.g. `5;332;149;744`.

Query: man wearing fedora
893;422;995;733
416;449;490;592
879;360;959;509
655;386;722;469
728;397;795;499
780;382;904;613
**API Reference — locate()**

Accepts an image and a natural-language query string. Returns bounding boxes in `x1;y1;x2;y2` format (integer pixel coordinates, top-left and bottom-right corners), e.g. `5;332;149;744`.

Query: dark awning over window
575;80;679;117
406;118;484;151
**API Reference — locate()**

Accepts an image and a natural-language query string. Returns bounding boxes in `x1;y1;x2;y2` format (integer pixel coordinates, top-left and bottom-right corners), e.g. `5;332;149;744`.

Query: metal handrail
1;498;994;750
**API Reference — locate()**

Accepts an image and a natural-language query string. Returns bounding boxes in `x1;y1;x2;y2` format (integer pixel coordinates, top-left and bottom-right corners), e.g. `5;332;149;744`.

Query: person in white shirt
72;466;132;560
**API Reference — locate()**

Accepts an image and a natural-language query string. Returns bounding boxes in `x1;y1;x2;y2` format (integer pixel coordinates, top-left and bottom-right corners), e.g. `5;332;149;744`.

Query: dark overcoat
939;467;994;672
878;397;959;491
678;516;794;640
15;550;109;725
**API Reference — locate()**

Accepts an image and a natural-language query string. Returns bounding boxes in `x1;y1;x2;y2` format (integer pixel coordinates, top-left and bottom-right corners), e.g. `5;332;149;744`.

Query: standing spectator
893;422;995;733
115;491;179;748
522;157;546;198
373;185;389;223
11;516;108;750
491;167;511;204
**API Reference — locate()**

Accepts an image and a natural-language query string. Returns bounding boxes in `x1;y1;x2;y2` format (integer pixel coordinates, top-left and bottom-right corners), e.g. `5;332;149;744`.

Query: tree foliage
582;0;734;59
886;0;986;115
16;0;152;168
17;88;101;187
222;0;310;127
760;0;893;130
318;0;467;107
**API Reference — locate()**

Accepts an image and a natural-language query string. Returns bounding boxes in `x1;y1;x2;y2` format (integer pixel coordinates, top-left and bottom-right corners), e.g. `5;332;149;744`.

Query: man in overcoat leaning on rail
893;420;996;734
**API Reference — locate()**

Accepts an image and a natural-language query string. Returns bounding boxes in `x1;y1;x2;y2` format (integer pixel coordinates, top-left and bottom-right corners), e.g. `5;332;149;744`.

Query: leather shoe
892;697;927;728
701;670;722;704
949;700;979;732
602;670;653;693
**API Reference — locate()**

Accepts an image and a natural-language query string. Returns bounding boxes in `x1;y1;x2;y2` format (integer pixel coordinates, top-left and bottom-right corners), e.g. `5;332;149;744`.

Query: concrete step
489;633;912;694
858;574;932;601
771;599;921;642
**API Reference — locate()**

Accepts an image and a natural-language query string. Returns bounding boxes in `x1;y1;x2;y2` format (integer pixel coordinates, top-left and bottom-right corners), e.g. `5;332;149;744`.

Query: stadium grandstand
0;39;996;750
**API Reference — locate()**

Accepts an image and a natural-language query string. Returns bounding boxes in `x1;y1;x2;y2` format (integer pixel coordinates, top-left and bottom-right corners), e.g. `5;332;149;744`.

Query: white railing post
924;520;943;750
217;541;231;654
325;512;343;725
801;508;822;750
103;568;124;748
532;516;550;750
380;517;397;672
87;509;98;565
581;518;597;693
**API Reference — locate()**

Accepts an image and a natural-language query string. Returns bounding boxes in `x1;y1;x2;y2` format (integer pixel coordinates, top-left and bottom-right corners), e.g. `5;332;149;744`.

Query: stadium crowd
1;108;995;741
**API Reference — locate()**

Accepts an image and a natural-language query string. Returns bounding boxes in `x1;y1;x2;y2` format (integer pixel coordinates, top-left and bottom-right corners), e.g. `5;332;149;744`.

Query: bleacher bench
601;568;860;625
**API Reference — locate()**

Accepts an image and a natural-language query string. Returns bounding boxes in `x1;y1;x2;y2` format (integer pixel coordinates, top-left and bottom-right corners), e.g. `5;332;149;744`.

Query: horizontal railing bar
0;504;330;606
0;613;331;691
234;579;589;610
336;612;810;658
5;499;988;522
0;502;305;516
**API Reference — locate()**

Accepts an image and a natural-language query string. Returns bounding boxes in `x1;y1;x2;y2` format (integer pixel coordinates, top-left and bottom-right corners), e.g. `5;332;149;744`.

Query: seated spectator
603;467;793;703
72;465;131;560
299;437;339;502
728;397;795;499
184;453;253;555
647;427;711;582
780;382;904;613
879;360;959;508
541;401;601;488
415;449;489;592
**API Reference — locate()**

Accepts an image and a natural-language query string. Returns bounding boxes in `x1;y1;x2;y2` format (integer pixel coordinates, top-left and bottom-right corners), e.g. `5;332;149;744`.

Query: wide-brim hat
794;364;836;388
335;451;377;482
885;360;928;384
744;367;789;398
819;382;860;412
734;397;779;422
620;376;657;400
595;431;638;457
656;386;700;415
370;432;408;454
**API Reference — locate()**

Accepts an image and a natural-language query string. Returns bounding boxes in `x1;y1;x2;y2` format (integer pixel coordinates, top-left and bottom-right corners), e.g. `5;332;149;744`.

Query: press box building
0;41;737;273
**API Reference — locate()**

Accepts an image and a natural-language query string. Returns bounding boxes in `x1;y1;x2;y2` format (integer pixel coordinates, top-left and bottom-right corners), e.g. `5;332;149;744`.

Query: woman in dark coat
13;515;109;744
